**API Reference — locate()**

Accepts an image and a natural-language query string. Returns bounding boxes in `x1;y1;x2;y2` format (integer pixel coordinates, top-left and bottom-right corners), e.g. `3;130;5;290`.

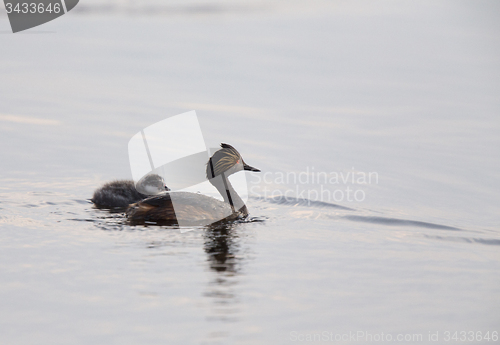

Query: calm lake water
1;1;499;344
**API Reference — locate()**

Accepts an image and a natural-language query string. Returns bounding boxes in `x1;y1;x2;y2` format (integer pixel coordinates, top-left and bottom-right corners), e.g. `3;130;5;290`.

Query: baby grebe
126;143;260;226
91;174;168;210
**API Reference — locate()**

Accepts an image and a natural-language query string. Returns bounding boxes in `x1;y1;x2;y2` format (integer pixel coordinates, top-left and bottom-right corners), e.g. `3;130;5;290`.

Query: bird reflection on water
204;222;240;274
203;222;244;322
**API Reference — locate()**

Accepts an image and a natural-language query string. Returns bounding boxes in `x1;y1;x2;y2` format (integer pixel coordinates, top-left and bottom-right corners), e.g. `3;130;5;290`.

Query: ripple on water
423;235;500;246
251;195;355;210
342;215;462;231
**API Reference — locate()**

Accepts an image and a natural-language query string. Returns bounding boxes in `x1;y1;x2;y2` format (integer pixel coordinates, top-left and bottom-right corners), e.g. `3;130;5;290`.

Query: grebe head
206;143;260;179
136;173;169;195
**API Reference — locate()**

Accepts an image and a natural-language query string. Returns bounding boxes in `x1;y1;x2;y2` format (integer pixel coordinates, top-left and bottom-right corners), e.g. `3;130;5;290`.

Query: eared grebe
91;174;168;210
126;143;260;225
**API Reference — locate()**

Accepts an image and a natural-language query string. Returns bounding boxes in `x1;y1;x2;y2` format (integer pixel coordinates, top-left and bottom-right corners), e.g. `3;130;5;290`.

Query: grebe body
126;191;244;226
126;143;259;225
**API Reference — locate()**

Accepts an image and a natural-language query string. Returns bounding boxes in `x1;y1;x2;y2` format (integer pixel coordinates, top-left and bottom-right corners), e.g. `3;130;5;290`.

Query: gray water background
0;1;499;344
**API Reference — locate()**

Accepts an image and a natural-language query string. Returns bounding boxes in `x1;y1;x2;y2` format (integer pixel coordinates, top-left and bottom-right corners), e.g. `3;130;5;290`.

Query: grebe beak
243;163;260;172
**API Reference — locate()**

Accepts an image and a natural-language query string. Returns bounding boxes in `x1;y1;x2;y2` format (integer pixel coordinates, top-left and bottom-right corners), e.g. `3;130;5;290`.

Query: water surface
1;1;499;344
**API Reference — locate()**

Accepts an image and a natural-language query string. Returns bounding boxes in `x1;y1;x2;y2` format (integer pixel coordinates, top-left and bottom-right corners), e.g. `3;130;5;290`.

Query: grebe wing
137;193;172;207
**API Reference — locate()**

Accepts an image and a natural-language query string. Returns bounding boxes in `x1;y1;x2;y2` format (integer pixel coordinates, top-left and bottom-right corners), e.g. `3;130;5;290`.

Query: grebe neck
208;172;248;216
